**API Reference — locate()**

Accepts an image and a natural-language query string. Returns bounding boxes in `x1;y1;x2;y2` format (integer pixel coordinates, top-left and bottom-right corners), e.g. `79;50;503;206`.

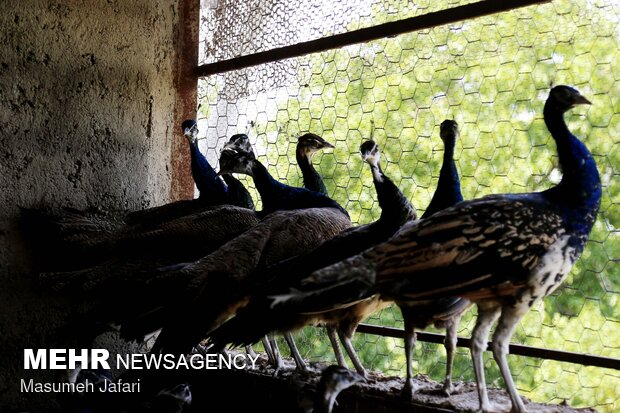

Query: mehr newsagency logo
21;348;258;393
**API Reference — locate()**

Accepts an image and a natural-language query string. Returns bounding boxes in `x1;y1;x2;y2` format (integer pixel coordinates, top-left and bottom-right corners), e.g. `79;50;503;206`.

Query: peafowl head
156;382;192;412
548;85;591;112
219;133;256;176
297;133;335;159
218;147;255;176
182;119;198;143
223;133;253;153
439;119;459;143
360;140;380;168
315;365;365;412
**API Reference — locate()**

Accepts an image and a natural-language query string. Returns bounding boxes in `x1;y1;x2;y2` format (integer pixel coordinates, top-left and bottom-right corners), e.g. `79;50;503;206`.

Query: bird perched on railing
396;120;472;398
260;132;336;370
206;138;416;376
254;86;599;413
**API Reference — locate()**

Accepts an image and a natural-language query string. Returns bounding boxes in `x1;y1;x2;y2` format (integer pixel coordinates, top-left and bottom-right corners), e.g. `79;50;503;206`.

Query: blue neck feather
297;150;327;195
251;161;288;205
251;160;348;217
371;164;416;226
222;174;255;210
542;103;601;239
189;141;227;199
423;137;463;219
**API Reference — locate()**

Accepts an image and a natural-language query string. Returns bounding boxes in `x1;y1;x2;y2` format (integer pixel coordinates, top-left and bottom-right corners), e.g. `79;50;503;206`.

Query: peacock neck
222;174;255;210
250;160;288;211
422;139;463;218
372;164;416;226
439;139;462;201
250;157;348;218
543;103;601;236
251;159;280;193
297;150;327;194
189;141;227;198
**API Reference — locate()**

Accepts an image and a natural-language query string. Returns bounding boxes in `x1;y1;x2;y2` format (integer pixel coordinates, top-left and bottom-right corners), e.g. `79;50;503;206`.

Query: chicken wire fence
195;0;619;410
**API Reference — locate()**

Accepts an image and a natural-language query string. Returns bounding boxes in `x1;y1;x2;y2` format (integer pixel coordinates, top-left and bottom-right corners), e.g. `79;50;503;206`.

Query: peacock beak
574;95;592;105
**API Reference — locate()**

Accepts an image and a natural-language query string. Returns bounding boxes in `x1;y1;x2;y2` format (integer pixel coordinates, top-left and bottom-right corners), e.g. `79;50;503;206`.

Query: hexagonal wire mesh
196;0;619;411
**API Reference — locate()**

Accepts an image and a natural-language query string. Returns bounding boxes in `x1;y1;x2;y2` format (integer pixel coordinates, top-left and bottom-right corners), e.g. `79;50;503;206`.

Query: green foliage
198;0;619;410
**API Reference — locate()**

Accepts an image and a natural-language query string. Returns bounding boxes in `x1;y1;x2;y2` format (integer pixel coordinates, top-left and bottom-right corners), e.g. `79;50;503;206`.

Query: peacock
296;133;335;195
124;120;255;228
183;119;228;203
44;136;351;362
218;134;347;218
260;132;336;369
176;119;254;210
248;86;599;413
22;121;255;270
395;120;472;397
91;120;254;229
206;138;416;377
136;136;349;356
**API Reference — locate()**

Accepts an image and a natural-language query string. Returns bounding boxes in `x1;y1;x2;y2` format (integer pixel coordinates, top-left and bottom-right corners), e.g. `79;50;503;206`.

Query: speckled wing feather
117;205;259;258
40;206;260;292
149;207;351;354
124;199;211;229
368;194;565;301
268;255;378;314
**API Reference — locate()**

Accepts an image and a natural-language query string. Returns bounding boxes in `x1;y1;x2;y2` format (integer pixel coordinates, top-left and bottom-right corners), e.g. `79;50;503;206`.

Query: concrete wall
0;0;185;409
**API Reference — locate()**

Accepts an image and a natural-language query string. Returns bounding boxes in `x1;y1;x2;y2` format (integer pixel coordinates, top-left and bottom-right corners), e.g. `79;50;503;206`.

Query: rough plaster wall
0;0;179;409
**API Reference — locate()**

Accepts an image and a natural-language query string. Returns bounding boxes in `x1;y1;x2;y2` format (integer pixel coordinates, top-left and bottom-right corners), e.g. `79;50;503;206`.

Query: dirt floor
30;351;599;413
231;354;599;413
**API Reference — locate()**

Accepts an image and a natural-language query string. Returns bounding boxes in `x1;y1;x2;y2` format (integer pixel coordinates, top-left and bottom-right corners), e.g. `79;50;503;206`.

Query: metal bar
196;0;550;77
171;0;200;201
356;324;620;370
